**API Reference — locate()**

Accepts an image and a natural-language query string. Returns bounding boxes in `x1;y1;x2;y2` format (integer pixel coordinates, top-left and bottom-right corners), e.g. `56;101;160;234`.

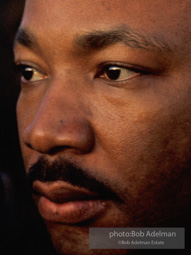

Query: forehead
22;0;191;35
19;0;191;57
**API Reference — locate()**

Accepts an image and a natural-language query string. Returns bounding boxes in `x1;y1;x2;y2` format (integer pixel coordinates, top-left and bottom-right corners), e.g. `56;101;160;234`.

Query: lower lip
38;196;106;224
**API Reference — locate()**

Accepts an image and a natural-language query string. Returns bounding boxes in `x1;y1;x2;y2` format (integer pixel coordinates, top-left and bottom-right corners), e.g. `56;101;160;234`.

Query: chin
46;221;133;255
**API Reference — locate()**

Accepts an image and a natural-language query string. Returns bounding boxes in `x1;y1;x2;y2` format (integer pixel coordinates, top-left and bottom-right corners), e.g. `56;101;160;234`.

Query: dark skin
14;0;191;254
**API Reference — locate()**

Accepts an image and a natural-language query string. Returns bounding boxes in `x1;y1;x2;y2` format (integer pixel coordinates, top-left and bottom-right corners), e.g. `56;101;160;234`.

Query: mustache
27;157;120;200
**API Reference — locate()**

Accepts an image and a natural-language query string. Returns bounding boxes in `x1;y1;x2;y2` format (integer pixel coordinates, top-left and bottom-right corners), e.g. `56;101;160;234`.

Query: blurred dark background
0;1;55;254
0;0;23;170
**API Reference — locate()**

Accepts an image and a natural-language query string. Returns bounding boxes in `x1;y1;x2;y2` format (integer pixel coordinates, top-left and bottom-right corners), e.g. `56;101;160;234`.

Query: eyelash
14;61;153;87
97;62;151;74
15;63;47;84
95;62;152;82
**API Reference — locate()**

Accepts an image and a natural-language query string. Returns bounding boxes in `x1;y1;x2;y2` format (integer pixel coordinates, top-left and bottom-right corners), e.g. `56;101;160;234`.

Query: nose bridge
23;80;94;154
32;81;80;130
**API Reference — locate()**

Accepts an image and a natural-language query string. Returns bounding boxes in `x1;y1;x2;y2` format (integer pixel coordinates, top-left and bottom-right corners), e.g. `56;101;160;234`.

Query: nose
22;84;95;155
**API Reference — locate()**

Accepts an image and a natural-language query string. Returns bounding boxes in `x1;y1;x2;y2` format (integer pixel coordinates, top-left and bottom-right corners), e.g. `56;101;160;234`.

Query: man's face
14;0;191;254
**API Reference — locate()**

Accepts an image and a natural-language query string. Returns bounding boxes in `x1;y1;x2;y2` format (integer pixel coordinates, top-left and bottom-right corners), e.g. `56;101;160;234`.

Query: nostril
24;142;33;150
48;145;81;155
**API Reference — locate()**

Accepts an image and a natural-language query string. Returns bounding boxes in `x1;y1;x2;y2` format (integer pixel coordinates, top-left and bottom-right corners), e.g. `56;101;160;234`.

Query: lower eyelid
97;72;150;90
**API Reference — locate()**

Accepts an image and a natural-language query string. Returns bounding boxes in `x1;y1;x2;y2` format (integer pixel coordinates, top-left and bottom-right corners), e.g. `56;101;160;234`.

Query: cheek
93;97;191;192
101;105;191;220
16;94;39;168
16;96;27;153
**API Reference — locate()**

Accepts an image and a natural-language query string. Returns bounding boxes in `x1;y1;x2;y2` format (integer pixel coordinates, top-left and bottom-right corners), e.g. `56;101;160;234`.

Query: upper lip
32;180;101;204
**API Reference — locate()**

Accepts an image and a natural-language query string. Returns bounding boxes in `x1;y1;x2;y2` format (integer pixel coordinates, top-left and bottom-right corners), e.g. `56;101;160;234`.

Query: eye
96;64;141;82
16;64;48;84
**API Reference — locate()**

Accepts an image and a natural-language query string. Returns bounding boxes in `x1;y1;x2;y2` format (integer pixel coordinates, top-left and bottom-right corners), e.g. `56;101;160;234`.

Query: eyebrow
14;28;38;49
74;25;171;53
14;25;171;53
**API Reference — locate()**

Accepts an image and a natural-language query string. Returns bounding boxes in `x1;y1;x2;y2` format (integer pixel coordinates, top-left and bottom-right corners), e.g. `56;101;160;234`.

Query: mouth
32;181;107;224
